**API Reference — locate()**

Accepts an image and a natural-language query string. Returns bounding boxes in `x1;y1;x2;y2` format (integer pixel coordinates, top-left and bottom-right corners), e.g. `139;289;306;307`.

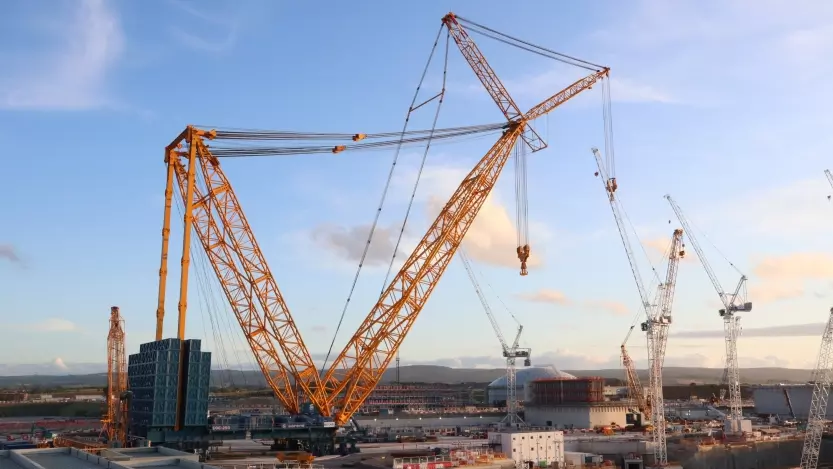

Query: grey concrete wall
9;450;46;469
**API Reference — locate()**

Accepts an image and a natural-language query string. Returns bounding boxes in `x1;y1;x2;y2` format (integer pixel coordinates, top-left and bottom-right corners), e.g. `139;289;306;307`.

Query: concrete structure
488;366;576;404
73;395;105;402
488;429;565;466
753;384;813;418
524;402;630;429
0;446;222;468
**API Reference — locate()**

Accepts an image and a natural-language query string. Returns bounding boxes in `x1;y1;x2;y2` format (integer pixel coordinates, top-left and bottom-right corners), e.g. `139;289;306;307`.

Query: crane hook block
332;145;346;154
516;245;530;276
352;134;366;142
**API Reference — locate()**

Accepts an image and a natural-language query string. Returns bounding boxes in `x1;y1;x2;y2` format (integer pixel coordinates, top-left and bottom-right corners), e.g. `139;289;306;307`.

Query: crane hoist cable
319;23;449;376
454;15;605;72
379;29;451;294
201;123;506;158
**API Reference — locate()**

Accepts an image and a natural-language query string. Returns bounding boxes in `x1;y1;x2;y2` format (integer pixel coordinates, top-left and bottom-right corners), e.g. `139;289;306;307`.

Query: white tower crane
800;308;833;469
590;148;674;467
802;169;833;469
458;248;530;427
641;229;685;468
665;195;751;434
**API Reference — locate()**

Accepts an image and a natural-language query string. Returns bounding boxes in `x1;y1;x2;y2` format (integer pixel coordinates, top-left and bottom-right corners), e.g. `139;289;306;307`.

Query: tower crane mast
802;170;833;469
642;229;684;468
665;195;751;433
800;308;833;469
591;148;682;467
458;248;530;426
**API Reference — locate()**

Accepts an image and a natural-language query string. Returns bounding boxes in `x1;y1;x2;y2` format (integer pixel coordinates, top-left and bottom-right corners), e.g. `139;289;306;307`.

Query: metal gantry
458;248;530;426
665;194;751;433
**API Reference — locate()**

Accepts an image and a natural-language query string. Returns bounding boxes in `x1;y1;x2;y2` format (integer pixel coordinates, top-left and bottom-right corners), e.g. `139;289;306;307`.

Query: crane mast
642;229;684;467
621;326;648;417
319;18;605;423
800;308;833;469
664;195;751;433
443;12;609;275
103;306;128;447
802;170;833;469
167;132;325;414
458;248;530;426
591;147;682;467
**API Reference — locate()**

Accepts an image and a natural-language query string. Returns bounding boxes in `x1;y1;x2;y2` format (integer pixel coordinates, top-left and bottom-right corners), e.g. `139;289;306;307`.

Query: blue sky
2;0;833;374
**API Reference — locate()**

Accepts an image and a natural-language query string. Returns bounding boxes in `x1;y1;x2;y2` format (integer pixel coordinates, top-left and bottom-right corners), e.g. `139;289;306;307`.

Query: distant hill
0;365;812;389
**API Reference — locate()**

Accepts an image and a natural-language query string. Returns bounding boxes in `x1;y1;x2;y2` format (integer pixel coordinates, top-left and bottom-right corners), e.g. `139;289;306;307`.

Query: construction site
3;9;833;469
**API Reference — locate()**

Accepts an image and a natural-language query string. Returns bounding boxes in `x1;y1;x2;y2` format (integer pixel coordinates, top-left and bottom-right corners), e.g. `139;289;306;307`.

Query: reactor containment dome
487;365;577;405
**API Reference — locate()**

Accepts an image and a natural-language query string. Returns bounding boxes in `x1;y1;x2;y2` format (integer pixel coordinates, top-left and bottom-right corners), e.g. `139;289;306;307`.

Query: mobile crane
156;12;610;427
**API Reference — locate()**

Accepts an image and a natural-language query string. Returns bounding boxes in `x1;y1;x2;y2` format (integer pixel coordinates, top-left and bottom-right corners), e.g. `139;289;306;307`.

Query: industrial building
488;429;565;467
753;384;813;418
358;383;484;413
523;377;630;429
487;365;576;404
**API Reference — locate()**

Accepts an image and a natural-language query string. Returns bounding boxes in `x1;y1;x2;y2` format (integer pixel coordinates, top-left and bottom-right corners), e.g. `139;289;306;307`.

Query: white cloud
310;224;406;268
1;0;124;110
674;322;826;339
592;1;833;105
410;165;550;271
498;69;677;105
168;0;240;53
0;245;21;263
21;318;79;333
53;357;69;371
516;289;569;304
583;300;629;316
712;178;833;239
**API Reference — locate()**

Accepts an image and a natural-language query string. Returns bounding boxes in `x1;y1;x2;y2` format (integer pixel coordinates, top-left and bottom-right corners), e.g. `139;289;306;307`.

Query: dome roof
487;365;576;388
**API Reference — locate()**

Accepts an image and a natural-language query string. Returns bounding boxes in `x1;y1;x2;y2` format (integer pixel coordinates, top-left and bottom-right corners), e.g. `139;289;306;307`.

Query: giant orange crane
155;13;609;426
